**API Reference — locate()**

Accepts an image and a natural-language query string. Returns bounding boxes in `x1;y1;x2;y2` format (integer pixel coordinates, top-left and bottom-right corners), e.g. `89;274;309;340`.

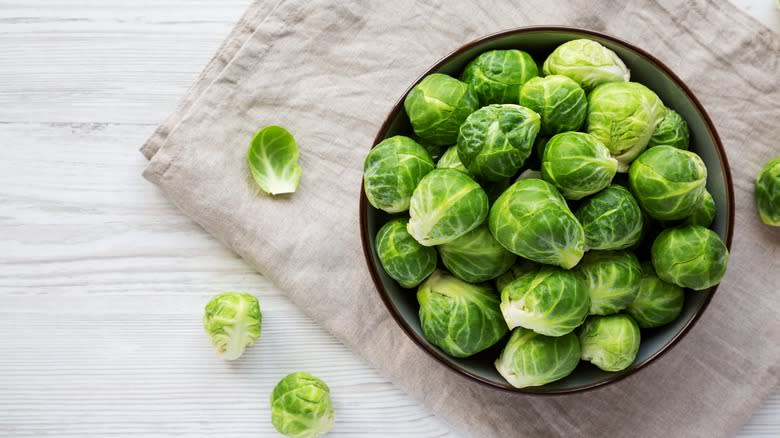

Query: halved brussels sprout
271;372;334;438
627;262;684;328
579;314;640;372
375;219;437;288
575;251;642;315
461;49;538;105
436;145;469;174
438;225;516;283
542;39;630;90
363;135;434;213
495;328;580;388
575;184;643;250
651;225;729;290
519;75;587;136
648;108;690;150
541;132;618;200
682;189;716;227
755;156;780;226
404;73;479;145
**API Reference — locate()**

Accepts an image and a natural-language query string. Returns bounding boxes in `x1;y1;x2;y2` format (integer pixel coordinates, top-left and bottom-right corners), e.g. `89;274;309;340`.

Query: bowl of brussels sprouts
359;27;734;394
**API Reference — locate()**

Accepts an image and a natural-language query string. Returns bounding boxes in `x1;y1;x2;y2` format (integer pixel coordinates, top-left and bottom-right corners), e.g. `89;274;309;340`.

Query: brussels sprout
579;314;641;372
247;125;302;195
755;156;780;226
519;75;587;136
436;145;469;174
404;73;479;145
541;132;618;200
682;190;716;227
203;292;262;360
587;82;666;171
461;49;538;105
270;372;334;438
494;260;538;292
438;225;516;283
375;219;437;288
407;169;489;246
626;263;684;328
500;265;589;336
648;108;690;150
489;178;585;269
417;270;507;358
457;104;540;181
628;145;707;220
575;185;643;250
651;225;729;290
363;135;434;213
495;328;581;388
575;251;642;315
542;39;630;90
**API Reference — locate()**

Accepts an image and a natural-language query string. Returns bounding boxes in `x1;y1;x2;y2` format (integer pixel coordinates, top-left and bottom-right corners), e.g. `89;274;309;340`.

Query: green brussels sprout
436;145;469;174
648;108;690;150
682;190;716;227
587;82;666;171
651;225;729;290
500;265;589;337
489;178;585;269
417;270;507;358
407;169;489;246
270;372;334;438
579;314;641;372
628;145;707;220
203;292;262;360
575;185;644;250
363;135;434;214
461;49;538;105
404;73;479;145
247;126;302;195
626;262;684;328
457;104;540;181
438;225;516;283
519;75;587;136
494;260;538;292
575;251;642;315
541;132;618;200
495;328;580;388
542;39;630;90
375;219;437;288
755;156;780;226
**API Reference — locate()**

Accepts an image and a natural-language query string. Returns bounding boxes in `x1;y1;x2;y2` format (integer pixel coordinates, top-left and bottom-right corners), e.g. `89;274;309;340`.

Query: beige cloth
142;0;780;436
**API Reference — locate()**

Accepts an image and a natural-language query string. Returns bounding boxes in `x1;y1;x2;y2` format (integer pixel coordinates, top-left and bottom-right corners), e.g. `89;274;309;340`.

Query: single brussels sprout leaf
628;145;707;220
682;190;716;227
579;314;640;372
541;132;618;200
648;108;690;150
457;104;540;181
755;156;780;226
407;169;489;246
627;262;684;328
542;39;630;90
495;328;581;388
575;185;643;250
363;135;434;213
436;145;469;174
489;178;585;269
376;219;437;289
500;265;589;336
575;251;642;315
404;73;479;145
271;372;334;438
247;126;302;195
587;82;666;171
203;292;262;360
461;49;538;105
651;225;729;290
417;270;507;358
438;225;516;283
495;259;538;292
519;75;587;136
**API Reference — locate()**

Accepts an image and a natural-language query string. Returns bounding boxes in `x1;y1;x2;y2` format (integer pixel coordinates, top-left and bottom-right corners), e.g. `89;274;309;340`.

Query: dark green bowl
359;27;734;394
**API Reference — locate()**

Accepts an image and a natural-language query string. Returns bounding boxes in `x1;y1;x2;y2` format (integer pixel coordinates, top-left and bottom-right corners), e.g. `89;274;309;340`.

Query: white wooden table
1;1;777;436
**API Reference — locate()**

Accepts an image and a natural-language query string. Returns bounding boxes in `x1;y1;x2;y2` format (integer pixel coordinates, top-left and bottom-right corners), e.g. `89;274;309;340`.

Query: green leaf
247;125;302;195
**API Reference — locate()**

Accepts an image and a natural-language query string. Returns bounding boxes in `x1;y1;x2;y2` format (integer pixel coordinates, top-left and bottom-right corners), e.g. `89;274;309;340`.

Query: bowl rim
359;25;735;394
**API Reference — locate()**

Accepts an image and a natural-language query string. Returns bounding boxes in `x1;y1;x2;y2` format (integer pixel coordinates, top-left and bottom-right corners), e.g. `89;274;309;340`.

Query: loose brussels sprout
575;251;642;315
500;265;589;336
579;315;641;372
683;190;716;227
375;219;437;288
628;145;707;220
247;126;302;195
575;185;644;250
203;292;262;360
519;75;587;136
417;270;507;357
363;135;434;213
648;108;690;150
489;178;585;269
494;260;538;292
541;132;618;200
404;73;479;145
587;82;666;171
438;225;516;282
542;39;630;90
627;263;684;328
271;372;334;438
755;156;780;226
436;145;469;174
495;328;581;388
407;169;489;246
457;104;540;181
461;49;538;105
651;225;729;290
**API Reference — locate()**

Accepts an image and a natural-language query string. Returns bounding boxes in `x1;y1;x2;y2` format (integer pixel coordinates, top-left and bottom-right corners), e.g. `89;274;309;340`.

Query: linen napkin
142;0;780;436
